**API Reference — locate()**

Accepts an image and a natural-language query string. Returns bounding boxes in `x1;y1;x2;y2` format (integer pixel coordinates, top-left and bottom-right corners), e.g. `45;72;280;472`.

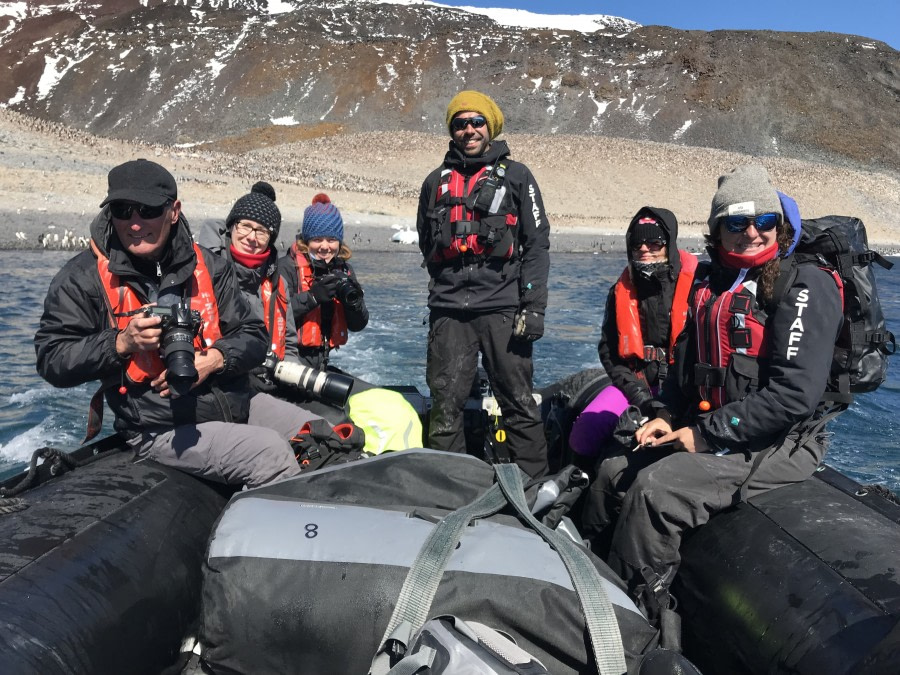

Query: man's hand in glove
310;274;339;304
513;309;544;341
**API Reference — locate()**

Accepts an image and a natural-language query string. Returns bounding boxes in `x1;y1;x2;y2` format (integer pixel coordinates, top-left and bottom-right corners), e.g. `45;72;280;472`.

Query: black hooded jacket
598;207;689;413
416;140;550;313
34;208;268;437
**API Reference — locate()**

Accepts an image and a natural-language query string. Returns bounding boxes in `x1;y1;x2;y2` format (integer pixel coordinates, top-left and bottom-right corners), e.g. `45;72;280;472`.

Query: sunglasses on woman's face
631;239;665;252
450;115;487;132
109;202;169;220
722;213;780;233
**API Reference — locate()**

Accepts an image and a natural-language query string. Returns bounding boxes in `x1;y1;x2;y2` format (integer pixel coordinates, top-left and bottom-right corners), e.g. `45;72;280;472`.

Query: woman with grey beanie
587;165;844;627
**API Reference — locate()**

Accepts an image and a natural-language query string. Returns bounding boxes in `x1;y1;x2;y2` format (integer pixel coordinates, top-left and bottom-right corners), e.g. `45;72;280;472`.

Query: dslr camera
331;269;363;310
145;302;202;396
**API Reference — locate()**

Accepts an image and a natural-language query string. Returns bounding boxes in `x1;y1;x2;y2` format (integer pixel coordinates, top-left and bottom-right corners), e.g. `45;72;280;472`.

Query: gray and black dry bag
198;450;666;674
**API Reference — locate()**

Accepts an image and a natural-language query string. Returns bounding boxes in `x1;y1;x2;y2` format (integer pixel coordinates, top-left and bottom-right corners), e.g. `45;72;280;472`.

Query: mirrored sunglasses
109;202;169;220
450;115;487;132
722;212;780;234
631;239;665;252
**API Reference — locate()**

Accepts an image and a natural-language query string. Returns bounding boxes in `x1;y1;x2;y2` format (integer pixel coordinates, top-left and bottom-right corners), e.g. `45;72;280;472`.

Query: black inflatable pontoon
0;436;229;675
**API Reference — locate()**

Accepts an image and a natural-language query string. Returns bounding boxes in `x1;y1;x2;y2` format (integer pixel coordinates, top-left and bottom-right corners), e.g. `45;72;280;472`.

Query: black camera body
331;269;363;310
146;303;202;396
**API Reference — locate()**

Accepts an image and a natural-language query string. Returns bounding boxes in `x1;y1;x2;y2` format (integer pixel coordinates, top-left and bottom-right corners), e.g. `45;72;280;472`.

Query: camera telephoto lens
162;329;198;396
272;361;354;408
154;303;201;397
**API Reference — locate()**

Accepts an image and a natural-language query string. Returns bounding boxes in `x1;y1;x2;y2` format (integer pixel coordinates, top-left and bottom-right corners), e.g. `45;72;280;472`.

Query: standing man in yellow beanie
417;90;551;478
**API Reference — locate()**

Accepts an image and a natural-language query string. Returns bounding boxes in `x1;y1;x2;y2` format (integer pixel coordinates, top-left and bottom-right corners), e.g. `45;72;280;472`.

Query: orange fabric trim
261;275;289;359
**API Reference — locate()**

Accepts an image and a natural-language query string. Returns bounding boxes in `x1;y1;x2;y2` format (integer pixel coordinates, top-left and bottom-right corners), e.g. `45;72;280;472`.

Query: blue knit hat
301;193;344;243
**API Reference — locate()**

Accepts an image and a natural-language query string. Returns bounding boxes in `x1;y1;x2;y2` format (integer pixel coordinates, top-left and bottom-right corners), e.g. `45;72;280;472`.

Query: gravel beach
2;109;897;254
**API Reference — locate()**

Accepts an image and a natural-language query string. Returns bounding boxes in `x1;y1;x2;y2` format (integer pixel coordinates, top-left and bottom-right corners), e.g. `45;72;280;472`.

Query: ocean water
1;248;898;491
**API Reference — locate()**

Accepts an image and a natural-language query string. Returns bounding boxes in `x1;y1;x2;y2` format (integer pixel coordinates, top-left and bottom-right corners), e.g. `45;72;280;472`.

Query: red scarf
717;242;779;269
230;245;269;269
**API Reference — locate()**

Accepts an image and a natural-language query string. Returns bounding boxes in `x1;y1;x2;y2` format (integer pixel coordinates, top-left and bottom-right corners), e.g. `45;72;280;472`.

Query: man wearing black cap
35;159;319;488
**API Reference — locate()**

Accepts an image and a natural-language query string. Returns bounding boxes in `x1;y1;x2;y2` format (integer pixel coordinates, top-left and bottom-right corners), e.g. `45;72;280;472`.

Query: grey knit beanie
226;181;281;240
708;165;783;232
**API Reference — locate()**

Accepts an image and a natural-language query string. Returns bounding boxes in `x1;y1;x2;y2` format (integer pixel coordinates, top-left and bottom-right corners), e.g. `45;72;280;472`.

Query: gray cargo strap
371;464;627;675
493;463;627;675
370;481;511;674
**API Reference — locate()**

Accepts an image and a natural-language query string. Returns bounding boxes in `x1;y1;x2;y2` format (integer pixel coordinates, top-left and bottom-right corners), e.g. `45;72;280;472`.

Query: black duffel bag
199;450;667;674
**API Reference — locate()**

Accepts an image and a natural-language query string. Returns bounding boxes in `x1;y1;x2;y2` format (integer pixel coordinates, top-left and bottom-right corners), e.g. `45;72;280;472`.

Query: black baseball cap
100;159;177;207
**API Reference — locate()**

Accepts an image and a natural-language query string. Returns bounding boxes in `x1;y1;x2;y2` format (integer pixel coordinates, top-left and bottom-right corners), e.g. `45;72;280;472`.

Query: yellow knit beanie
445;90;504;140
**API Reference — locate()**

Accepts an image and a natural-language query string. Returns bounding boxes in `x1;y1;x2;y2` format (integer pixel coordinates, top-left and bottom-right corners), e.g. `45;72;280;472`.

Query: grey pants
135;393;321;488
591;431;826;608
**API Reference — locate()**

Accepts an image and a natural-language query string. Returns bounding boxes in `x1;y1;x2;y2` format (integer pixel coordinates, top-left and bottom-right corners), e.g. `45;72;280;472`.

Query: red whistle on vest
699;400;711;412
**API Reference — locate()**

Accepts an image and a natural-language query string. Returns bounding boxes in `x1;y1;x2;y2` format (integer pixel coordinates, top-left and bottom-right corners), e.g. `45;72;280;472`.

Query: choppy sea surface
1;249;898;491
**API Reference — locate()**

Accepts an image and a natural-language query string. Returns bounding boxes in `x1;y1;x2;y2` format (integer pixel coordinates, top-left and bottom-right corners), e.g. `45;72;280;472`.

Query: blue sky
439;0;899;49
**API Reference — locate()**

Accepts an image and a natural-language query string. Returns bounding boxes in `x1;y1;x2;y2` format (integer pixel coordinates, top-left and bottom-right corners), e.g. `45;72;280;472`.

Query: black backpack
775;215;895;403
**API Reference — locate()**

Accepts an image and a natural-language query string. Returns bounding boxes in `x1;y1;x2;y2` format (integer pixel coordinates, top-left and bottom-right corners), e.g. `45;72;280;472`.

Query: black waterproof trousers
583;429;826;620
426;308;548;478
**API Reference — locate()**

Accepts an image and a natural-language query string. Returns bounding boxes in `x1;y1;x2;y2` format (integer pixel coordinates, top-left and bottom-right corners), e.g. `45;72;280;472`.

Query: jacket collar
90;207;197;287
442;139;511;173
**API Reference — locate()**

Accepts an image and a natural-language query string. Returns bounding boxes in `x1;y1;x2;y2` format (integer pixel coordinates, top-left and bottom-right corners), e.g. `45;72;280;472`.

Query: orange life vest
260;275;290;359
92;241;223;384
615;249;698;364
292;248;349;349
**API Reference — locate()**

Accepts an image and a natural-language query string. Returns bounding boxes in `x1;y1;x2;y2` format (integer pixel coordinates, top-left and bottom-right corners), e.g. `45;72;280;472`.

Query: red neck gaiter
230;245;269;269
717;242;779;270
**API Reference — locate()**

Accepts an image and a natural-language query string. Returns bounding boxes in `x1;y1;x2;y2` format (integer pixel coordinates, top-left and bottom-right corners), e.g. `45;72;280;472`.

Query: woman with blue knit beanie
278;193;369;369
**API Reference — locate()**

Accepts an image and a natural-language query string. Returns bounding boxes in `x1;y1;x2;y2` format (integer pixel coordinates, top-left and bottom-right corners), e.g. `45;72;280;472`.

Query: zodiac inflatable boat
1;370;898;673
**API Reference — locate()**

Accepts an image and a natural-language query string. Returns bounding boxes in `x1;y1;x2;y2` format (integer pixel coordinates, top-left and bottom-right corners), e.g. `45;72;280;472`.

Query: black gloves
513;309;544;342
310;274;339;305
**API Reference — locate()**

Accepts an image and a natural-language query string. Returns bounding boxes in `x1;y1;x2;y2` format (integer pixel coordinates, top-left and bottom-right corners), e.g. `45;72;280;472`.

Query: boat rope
860;483;900;505
0;446;79;500
0;497;27;514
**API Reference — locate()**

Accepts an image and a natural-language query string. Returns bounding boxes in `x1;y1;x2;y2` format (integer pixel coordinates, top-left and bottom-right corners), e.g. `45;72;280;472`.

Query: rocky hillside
1;0;898;172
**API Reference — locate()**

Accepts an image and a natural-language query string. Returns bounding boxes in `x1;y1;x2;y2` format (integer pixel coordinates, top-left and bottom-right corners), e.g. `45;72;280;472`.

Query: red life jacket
291;246;349;349
615;250;698;364
691;269;771;410
430;165;517;262
92;241;223;384
260;275;290;359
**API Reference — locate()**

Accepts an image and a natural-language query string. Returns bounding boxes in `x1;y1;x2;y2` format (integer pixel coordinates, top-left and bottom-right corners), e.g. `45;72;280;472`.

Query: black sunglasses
450;116;487;132
109;202;169;220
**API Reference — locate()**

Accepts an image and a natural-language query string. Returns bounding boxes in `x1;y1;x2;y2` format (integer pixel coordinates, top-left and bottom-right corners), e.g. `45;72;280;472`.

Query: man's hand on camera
310;274;339;304
116;313;162;357
513;309;544;342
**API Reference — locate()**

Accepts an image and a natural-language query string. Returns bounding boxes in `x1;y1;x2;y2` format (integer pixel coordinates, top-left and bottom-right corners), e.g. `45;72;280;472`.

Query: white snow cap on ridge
360;0;640;33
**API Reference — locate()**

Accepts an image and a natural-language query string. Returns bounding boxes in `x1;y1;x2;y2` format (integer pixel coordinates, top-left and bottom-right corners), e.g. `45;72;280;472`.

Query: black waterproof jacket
655;255;843;453
34;209;268;437
598;207;687;413
416;140;550;314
